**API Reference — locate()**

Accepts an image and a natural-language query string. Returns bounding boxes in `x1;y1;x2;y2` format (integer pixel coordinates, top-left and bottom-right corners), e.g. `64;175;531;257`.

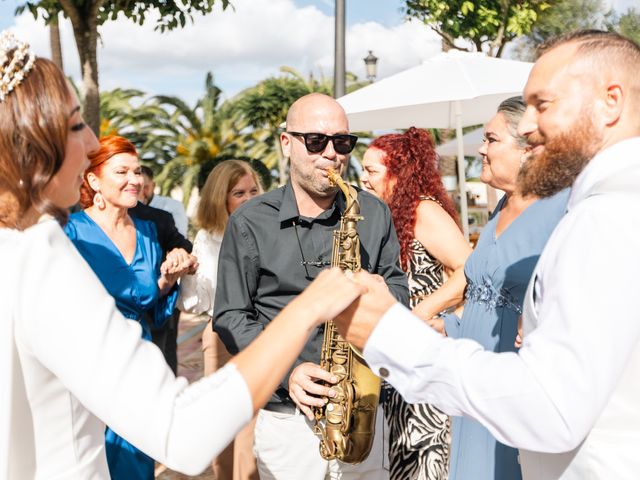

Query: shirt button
378;367;390;378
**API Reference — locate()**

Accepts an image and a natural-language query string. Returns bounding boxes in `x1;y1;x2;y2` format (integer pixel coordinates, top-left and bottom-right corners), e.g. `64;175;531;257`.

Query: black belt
263;401;298;414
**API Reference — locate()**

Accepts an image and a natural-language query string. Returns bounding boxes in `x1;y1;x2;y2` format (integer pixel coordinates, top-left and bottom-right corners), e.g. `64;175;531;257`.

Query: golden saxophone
312;169;381;464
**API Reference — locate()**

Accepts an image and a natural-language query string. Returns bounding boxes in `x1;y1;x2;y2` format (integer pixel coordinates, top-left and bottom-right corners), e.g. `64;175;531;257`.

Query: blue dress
64;211;178;480
443;189;569;480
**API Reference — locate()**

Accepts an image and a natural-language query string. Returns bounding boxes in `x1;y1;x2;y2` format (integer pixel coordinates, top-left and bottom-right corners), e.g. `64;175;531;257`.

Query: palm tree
99;88;146;137
49;11;63;70
136;72;248;207
233;72;312;185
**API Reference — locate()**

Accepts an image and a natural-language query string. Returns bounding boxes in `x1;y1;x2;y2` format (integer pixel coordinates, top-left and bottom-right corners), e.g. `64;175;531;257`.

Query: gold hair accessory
0;31;36;103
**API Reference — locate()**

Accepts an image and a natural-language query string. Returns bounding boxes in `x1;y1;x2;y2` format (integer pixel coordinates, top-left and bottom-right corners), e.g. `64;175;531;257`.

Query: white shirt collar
568;136;640;210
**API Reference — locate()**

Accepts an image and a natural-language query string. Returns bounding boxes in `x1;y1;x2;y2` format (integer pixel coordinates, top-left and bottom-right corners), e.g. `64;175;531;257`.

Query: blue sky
3;0;635;32
296;0;405;26
0;0;406;40
1;0;437;103
1;1;21;30
0;0;637;104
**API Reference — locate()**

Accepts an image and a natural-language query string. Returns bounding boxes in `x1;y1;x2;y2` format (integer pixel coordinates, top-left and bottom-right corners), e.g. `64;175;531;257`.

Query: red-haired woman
64;135;193;480
361;127;471;480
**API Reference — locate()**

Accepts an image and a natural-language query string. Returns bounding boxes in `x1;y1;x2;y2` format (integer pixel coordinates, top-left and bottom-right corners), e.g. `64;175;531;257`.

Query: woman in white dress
178;160;262;480
0;32;364;479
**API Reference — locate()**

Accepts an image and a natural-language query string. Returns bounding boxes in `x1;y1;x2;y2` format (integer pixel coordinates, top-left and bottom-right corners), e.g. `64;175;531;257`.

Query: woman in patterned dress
361;127;471;480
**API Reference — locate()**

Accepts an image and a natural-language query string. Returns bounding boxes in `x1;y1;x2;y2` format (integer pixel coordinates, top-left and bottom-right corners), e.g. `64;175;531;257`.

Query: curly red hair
79;135;138;208
369;127;459;269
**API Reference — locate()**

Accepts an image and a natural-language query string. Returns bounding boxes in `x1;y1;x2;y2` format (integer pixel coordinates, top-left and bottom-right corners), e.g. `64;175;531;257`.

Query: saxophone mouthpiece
327;168;339;187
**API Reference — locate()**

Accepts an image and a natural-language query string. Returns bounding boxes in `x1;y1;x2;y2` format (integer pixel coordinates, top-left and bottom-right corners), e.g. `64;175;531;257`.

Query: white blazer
0;220;251;479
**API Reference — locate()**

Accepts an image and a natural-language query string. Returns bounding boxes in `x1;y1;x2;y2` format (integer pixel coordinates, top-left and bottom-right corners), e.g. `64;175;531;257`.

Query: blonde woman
179;160;262;480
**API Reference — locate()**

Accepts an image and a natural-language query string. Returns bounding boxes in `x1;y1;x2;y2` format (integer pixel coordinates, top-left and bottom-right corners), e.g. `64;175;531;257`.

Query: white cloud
608;0;638;12
8;0;441;104
345;20;442;80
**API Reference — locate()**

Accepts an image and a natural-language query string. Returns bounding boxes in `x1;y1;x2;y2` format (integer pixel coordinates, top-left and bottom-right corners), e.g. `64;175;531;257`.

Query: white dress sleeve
16;221;252;475
177;230;221;317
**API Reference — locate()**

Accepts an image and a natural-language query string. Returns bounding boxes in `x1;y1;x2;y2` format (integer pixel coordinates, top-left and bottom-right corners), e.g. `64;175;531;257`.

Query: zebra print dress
383;234;451;480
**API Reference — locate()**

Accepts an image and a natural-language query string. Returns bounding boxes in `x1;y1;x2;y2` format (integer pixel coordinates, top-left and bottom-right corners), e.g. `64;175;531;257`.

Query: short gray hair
497;96;527;149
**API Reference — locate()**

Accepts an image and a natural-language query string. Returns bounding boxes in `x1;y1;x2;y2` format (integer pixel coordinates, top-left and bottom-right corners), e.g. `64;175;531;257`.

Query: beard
518;111;602;198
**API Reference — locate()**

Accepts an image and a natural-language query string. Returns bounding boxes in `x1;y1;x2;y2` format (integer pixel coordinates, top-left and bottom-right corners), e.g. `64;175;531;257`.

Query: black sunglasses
287;131;358;154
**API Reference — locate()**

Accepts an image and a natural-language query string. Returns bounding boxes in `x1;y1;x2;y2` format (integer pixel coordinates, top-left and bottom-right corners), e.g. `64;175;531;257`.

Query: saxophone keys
331;384;345;401
332;351;348;366
326;402;344;424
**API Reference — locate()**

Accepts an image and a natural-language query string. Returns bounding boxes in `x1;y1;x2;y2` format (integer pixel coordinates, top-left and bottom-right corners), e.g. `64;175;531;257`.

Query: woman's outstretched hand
334;271;397;350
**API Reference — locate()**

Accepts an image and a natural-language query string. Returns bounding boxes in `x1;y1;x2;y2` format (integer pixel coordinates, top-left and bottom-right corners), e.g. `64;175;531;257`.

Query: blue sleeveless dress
64;211;178;480
443;189;569;480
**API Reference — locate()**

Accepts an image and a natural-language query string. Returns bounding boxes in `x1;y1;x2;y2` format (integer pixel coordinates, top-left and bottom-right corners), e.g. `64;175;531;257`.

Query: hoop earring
93;191;106;210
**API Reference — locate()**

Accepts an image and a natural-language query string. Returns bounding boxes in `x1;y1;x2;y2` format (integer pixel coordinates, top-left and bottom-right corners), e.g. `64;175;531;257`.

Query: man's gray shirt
213;181;409;403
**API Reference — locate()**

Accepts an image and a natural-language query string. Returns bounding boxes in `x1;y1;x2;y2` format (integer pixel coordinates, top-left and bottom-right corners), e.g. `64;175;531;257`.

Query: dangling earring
94;190;106;210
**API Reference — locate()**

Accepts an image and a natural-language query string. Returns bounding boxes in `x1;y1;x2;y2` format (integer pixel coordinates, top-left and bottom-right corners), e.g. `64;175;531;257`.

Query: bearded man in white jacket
334;29;640;480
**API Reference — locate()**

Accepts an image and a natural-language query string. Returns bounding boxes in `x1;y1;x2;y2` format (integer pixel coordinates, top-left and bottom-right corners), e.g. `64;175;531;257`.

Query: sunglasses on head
287;131;358;155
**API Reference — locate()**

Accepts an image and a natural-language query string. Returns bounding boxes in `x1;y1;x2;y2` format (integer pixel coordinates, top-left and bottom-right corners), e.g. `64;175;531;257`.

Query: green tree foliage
513;0;612;60
513;1;640;60
16;0;231;135
403;0;549;57
98;78;273;203
99;87;146;136
617;8;640;44
232;74;316;185
98;73;252;205
138;72;251;206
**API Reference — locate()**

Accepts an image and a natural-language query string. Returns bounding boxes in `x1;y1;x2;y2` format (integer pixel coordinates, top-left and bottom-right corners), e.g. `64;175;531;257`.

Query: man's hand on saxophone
289;362;338;421
287;267;366;421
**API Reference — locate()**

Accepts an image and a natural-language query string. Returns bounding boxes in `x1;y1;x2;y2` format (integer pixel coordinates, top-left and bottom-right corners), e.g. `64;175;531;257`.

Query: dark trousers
150;309;180;375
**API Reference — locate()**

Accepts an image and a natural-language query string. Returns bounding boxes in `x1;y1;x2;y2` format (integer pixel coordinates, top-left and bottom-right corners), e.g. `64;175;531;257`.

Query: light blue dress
64;211;177;480
443;189;569;480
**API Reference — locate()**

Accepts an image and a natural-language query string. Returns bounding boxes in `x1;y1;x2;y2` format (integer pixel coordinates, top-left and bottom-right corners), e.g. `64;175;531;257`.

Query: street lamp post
334;0;346;98
363;50;378;82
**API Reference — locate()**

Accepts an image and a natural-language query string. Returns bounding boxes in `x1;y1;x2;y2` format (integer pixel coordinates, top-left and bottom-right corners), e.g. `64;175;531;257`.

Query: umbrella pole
455;101;470;241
